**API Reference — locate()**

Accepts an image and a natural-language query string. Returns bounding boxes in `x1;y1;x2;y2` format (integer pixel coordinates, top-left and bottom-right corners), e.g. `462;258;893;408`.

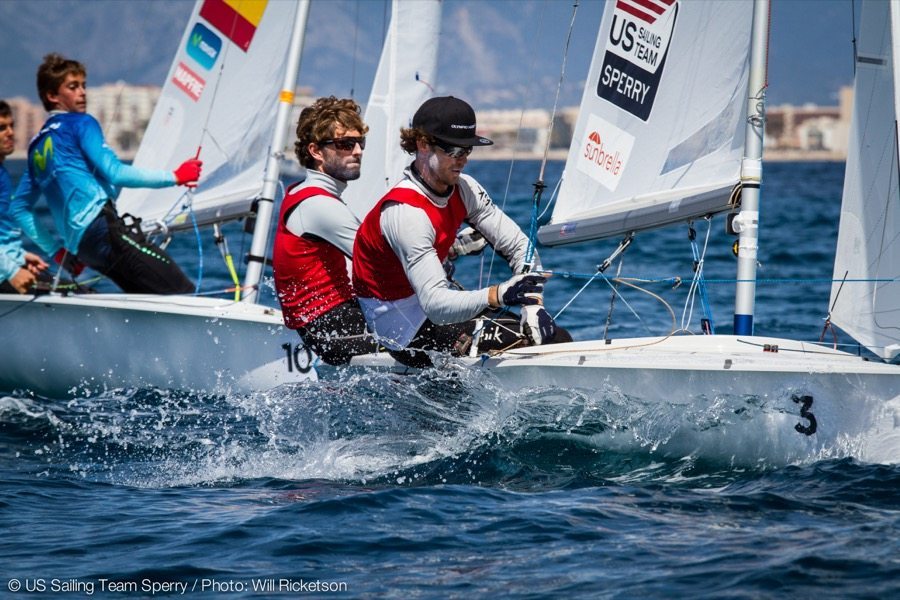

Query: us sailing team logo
597;0;679;121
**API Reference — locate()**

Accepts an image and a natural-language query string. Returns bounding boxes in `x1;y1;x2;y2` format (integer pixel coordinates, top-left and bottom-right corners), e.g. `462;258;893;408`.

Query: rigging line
681;219;715;333
537;177;562;221
197;7;243;152
850;0;858;75
525;0;581;273
349;0;361;98
485;0;550;286
602;254;625;340
0;294;41;320
869;121;900;332
698;219;715;331
188;200;202;296
605;277;677;337
734;337;869;357
553;271;603;320
538;0;579;183
542;270;896;285
682;227;700;331
501;281;681;360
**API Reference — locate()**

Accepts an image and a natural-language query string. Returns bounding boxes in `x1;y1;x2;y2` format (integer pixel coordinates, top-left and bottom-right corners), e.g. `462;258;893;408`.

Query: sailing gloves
448;227;488;260
521;305;557;345
495;272;545;307
53;248;85;277
173;158;203;188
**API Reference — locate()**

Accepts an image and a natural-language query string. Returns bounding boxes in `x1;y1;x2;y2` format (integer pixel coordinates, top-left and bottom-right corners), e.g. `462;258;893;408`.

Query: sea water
2;160;899;598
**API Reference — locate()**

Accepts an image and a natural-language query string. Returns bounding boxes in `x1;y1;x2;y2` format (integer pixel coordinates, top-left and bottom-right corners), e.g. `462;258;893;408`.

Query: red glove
54;249;85;277
173;158;203;187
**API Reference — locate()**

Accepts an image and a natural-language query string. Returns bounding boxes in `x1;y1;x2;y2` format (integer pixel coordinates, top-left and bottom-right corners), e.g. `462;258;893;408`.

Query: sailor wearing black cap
352;96;570;367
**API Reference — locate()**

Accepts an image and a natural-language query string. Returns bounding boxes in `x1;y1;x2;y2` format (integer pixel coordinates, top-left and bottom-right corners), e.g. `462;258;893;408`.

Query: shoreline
6;149;846;163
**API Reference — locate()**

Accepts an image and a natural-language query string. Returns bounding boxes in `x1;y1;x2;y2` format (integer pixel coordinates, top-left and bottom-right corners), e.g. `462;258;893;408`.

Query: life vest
272;185;355;329
353;184;466;301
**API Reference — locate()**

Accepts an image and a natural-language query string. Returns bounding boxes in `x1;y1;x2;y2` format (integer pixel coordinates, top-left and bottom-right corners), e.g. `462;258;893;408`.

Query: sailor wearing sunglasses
272;97;378;365
353;96;570;368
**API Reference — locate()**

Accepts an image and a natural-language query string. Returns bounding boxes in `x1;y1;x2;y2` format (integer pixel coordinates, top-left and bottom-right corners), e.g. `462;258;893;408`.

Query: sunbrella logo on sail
576;114;634;192
172;62;206;102
597;0;678;121
186;22;222;70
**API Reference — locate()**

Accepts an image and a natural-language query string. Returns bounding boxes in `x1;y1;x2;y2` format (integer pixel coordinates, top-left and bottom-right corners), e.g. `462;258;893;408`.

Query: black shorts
298;300;380;366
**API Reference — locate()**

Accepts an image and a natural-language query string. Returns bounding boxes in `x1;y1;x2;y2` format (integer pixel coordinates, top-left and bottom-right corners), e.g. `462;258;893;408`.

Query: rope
682;219;715;333
0;294;41;320
540;270;896;286
486;0;551;286
188;201;202;295
214;222;242;302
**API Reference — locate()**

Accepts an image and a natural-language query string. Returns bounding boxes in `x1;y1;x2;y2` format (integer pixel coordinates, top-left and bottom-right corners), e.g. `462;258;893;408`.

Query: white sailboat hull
351;335;900;464
0;294;315;397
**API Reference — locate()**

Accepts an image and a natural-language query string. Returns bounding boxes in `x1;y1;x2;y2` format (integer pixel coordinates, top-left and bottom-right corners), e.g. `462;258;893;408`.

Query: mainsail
342;0;442;220
830;0;900;361
539;0;753;245
118;0;300;230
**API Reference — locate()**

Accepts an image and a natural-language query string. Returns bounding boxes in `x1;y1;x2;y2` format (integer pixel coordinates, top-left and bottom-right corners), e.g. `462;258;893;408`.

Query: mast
241;0;311;303
732;0;770;335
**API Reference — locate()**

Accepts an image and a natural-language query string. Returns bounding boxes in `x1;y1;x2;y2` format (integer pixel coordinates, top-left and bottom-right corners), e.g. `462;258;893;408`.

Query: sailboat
0;0;315;397
354;0;900;464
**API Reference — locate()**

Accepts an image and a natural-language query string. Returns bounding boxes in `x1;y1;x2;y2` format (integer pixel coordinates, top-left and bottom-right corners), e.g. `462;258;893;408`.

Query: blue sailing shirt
0;163;27;283
11;111;175;255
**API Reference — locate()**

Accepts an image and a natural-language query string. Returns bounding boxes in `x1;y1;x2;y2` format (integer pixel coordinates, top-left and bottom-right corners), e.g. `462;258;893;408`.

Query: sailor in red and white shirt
272;97;379;365
353;97;570;367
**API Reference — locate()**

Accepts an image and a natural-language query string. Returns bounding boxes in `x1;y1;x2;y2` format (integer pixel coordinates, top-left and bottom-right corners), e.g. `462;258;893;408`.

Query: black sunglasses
432;140;473;159
319;136;366;151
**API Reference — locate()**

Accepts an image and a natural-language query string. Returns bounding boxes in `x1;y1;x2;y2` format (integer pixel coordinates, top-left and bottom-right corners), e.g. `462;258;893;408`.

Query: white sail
342;0;442;220
830;0;900;362
118;0;300;229
539;0;753;245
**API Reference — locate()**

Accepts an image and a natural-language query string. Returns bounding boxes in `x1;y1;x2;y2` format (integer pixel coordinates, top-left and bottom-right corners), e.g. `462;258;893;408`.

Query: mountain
1;0;855;110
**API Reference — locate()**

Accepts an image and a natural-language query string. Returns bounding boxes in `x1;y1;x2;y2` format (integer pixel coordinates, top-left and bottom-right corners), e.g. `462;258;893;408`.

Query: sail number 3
791;394;818;436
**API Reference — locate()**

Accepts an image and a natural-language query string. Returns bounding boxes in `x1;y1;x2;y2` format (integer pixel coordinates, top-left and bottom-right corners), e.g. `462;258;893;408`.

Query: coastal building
5;97;45;156
764;86;852;161
87;82;160;155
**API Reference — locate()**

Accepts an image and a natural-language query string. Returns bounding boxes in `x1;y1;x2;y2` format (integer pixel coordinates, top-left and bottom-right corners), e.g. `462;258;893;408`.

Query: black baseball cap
412;96;493;147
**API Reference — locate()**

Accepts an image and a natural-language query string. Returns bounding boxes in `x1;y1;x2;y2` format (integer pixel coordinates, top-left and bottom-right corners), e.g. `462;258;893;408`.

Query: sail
118;0;300;230
830;0;900;361
539;0;753;245
342;0;442;220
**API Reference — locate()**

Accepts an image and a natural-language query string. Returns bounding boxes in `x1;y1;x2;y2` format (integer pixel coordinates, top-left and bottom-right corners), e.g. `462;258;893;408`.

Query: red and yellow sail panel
199;0;267;52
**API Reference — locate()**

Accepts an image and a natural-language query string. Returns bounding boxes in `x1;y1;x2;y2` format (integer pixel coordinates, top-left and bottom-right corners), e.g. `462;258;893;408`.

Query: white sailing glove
448;227;488;259
521;304;557;345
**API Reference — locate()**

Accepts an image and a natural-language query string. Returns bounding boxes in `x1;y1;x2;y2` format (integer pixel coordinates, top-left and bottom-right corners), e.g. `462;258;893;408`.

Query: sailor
272;97;380;365
11;53;201;294
352;96;571;367
0;99;50;294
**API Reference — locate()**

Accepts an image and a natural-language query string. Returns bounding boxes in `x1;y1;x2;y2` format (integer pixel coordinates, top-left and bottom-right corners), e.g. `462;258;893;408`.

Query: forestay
830;0;900;362
539;0;753;245
342;0;442;220
118;0;299;230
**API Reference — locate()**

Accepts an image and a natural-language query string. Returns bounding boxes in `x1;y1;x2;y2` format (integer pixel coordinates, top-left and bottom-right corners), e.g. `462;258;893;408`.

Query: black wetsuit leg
77;202;194;294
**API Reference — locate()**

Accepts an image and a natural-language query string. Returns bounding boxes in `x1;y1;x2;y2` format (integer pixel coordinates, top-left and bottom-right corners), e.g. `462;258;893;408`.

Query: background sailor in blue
0;99;50;294
11;53;202;294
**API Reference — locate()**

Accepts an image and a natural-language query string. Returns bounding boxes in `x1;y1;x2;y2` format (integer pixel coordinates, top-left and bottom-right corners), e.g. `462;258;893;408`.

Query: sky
0;0;861;110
